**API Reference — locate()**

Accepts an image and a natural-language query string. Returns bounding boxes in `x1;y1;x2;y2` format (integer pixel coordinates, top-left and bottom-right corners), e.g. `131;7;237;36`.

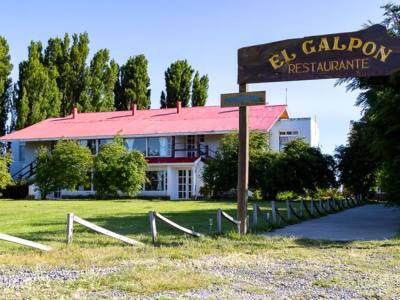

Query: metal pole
237;83;249;234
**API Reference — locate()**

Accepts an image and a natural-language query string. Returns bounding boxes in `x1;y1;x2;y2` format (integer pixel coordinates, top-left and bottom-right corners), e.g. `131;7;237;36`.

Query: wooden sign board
238;24;400;84
221;91;265;107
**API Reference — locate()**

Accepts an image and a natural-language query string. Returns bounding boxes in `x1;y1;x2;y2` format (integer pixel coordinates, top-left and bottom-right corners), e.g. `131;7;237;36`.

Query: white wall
269;118;320;152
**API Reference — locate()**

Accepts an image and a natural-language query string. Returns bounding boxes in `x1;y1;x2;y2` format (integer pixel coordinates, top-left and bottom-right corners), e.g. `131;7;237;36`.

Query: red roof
0;105;288;141
147;157;199;164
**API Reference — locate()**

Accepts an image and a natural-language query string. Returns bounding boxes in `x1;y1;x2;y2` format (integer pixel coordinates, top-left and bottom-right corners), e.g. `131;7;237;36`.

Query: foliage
164;60;194;107
35;140;93;198
79;49;119;112
115;54;151;110
0;36;13;135
16;42;62;129
191;71;209;106
276;191;299;201
0;153;13;190
336;3;400;202
93;135;147;198
160;90;167;108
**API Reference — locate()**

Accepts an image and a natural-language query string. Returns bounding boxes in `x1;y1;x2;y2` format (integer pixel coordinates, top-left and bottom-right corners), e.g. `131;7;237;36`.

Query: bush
0;153;13;190
35;140;93;198
93;135;147;198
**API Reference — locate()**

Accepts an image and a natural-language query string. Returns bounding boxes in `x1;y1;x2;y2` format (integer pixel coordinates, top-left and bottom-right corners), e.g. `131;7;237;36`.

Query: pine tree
115;54;151;110
16;42;61;129
164;60;194;107
79;49;118;112
0;36;13;135
160;91;167;108
191;71;209;106
44;33;89;116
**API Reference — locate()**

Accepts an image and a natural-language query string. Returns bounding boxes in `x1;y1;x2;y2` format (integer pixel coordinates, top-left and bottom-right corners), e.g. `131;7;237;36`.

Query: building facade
0;102;319;199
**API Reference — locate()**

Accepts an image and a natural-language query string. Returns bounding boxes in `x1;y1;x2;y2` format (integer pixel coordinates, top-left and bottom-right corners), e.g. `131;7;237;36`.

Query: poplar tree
0;36;13;135
164;60;194;107
160;91;167;108
16;42;61;129
79;49;119;112
115;54;151;110
191;71;209;106
44;33;89;116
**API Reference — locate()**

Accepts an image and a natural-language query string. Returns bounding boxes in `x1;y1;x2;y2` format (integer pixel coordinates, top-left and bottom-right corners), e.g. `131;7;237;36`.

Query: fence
66;213;143;246
149;211;204;244
216;209;242;234
0;233;52;252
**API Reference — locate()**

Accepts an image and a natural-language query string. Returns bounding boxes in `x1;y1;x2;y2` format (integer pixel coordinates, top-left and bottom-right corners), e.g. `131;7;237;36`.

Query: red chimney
176;100;182;114
131;103;137;116
72;105;78;119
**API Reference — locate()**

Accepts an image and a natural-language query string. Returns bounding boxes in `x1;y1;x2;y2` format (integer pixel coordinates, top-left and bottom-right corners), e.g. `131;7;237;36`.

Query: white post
149;211;157;244
310;200;314;216
271;201;277;224
252;203;258;227
286;200;291;220
217;208;222;233
66;213;74;244
300;199;304;217
319;200;323;211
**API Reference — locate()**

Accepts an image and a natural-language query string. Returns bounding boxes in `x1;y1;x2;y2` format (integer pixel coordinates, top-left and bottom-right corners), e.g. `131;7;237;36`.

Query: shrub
93;135;147;198
0;153;13;190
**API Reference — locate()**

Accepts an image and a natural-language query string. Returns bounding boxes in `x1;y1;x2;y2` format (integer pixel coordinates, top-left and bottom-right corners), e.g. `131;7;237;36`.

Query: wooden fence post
300;199;304;217
310;200;315;216
252;203;258;227
149;211;157;244
217;208;222;233
271;201;277;224
66;213;74;244
319;200;323;212
286;200;291;221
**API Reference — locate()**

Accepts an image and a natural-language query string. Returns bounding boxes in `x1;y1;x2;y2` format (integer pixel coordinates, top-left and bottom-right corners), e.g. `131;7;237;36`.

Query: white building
0;102;319;199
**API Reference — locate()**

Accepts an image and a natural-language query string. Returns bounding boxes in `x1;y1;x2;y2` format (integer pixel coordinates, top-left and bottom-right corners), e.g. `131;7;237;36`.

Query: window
147;137;171;157
98;139;112;150
145;170;167;191
18;143;25;162
80;139;96;154
132;138;146;155
279;130;300;152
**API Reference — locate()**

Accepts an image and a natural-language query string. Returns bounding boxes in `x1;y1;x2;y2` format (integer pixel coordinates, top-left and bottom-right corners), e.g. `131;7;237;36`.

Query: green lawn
0;199;399;299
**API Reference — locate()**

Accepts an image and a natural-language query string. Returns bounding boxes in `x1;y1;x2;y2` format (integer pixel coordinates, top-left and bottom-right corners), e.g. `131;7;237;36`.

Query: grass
0;199;399;298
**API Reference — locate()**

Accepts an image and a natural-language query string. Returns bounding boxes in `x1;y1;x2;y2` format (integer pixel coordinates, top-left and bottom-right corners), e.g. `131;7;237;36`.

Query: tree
191;71;209;106
79;49;119;112
115;54;151;110
44;33;90;116
0;36;13;135
164;60;194;107
160;91;167;108
16;41;62;129
35;140;93;199
0;153;13;190
93;135;147;198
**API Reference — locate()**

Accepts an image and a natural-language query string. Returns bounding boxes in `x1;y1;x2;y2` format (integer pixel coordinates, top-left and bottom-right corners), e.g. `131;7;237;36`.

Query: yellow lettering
348;37;363;51
332;36;346;50
269;54;284;70
362;41;376;56
373;45;393;62
302;40;316;54
318;38;331;51
281;49;296;63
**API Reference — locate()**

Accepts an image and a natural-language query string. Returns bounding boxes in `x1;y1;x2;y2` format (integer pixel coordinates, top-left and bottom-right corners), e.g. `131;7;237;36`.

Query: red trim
146;157;198;164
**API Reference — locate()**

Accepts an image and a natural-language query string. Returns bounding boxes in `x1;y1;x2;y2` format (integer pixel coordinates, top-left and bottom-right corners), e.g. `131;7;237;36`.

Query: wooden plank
73;215;143;246
252;203;258;226
149;211;157;244
66;213;74;244
217;209;222;233
153;212;204;238
237;83;249;235
286;200;291;220
0;233;52;252
271;201;277;224
220;91;266;107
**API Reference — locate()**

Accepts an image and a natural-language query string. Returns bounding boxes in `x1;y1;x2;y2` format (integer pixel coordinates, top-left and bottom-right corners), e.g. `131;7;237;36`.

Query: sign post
221;90;266;235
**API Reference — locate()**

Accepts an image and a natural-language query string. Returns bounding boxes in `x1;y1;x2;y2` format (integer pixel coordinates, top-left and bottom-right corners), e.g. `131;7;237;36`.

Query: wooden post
252;203;258;227
271;201;277;224
66;213;74;244
310;200;315;216
149;211;157;244
217;208;222;233
286;200;291;220
319;200;323;212
300;199;304;217
237;83;249;235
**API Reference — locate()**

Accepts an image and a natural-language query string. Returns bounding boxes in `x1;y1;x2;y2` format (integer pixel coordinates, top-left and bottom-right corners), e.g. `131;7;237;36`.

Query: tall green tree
44;33;90;116
16;41;62;129
164;60;194;107
0;36;13;135
115;54;151;110
79;49;119;112
191;71;209;106
160;90;167;108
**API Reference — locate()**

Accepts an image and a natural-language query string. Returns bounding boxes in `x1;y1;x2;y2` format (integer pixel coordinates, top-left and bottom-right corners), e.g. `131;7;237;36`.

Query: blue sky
1;0;387;154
